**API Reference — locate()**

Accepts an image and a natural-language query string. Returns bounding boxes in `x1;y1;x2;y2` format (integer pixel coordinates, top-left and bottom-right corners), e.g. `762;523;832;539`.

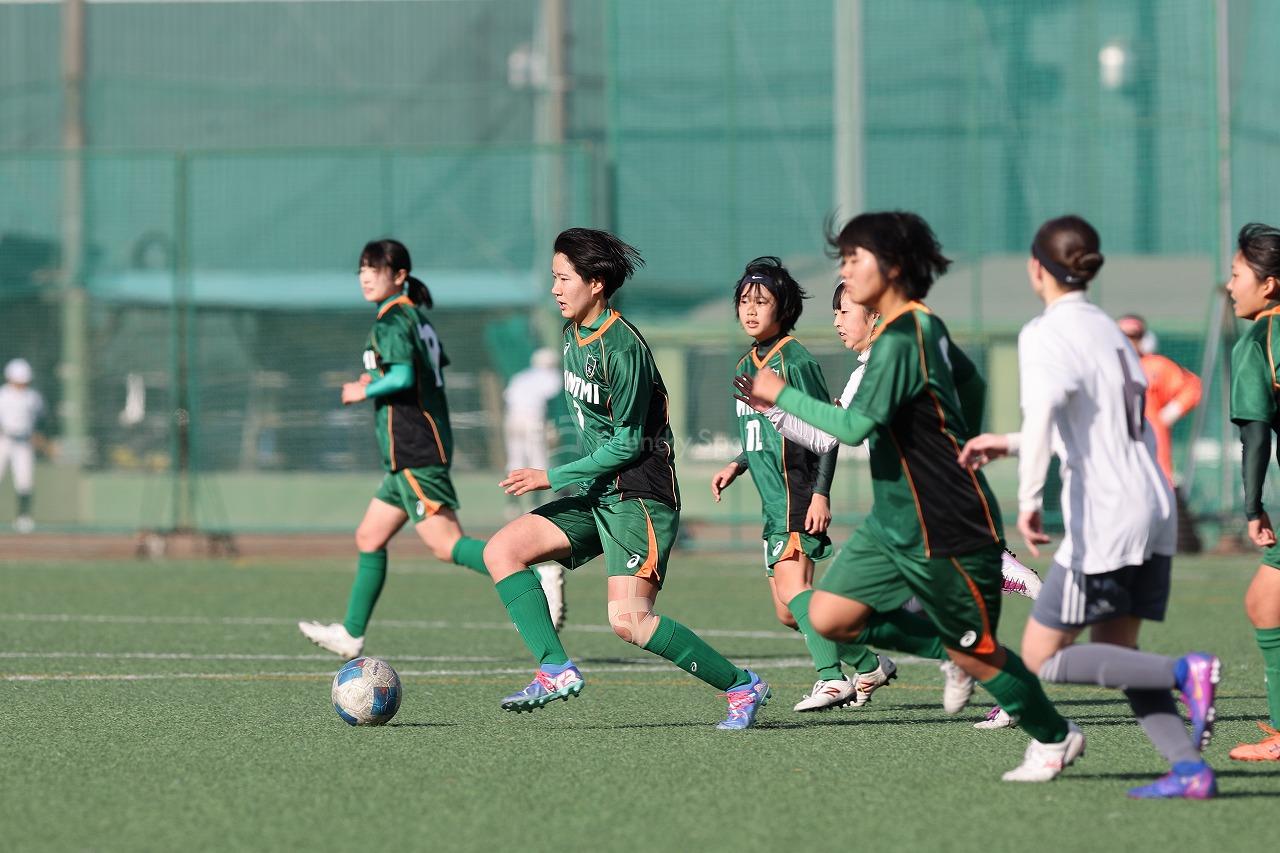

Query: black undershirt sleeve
1240;420;1273;520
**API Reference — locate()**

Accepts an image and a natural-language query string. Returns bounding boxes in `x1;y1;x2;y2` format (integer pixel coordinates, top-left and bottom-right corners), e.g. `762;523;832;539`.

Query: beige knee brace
607;577;660;646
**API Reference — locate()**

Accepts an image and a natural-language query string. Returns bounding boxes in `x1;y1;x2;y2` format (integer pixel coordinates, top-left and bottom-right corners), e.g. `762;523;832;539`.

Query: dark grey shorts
1030;554;1172;630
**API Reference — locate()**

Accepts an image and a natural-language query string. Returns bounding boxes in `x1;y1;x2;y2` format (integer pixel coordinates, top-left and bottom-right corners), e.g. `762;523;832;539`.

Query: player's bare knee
608;593;659;647
774;604;798;630
354;526;386;553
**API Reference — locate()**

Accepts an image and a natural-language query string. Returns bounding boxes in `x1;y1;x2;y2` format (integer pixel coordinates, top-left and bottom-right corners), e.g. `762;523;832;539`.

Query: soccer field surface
3;551;1275;852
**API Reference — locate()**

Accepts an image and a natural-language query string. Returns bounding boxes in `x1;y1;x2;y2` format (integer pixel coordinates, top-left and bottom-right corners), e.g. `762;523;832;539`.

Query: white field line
0;612;799;641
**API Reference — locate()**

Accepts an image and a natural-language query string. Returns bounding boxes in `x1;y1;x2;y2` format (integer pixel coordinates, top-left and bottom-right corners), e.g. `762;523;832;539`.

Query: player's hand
501;468;551;496
1017;509;1052;557
805;493;831;535
736;367;786;408
958;433;1010;469
710;462;742;502
731;375;772;413
358;373;374;387
1248;513;1276;547
340;382;368;405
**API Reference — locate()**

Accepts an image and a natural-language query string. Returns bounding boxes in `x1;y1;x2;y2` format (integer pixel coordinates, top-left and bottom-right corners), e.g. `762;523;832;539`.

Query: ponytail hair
359;238;433;308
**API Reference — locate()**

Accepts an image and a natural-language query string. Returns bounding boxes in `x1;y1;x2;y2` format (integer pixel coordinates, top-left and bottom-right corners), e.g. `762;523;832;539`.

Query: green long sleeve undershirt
548;422;645;492
364;362;414;398
776;386;878;447
1241;419;1273;520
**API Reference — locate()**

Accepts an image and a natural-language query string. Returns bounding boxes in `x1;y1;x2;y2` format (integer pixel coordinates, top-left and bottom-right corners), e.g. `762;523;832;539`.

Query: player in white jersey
959;215;1220;797
0;359;44;533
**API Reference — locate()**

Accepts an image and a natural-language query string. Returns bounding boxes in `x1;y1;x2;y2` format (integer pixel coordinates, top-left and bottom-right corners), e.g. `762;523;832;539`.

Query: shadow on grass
387;722;460;728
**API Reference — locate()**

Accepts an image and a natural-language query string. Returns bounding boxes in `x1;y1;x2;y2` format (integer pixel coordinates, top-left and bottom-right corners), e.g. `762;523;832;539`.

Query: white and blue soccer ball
331;657;402;726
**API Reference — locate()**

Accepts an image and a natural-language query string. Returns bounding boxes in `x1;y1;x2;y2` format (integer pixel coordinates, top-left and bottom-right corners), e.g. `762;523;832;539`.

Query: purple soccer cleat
1175;652;1220;751
1127;762;1217;800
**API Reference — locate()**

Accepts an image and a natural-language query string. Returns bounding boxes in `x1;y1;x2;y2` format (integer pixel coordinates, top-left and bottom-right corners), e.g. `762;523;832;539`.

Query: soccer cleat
535;563;567;631
793;676;857;712
940;660;974;714
501;664;584;713
297;621;363;660
1127;763;1217;799
974;705;1017;730
1000;549;1041;599
718;670;770;730
1001;721;1086;782
1228;722;1280;762
846;655;897;707
1175;652;1220;751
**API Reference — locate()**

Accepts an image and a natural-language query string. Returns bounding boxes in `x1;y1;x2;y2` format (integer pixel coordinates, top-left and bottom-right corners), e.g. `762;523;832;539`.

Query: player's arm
344;321;415;404
1013;326;1075;554
712;452;746;502
1160;359;1203;426
545;349;652;492
1231;338;1279;544
948;339;987;434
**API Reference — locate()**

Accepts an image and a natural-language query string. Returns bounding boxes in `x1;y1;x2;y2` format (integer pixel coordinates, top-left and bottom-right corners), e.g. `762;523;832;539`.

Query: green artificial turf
1;552;1275;852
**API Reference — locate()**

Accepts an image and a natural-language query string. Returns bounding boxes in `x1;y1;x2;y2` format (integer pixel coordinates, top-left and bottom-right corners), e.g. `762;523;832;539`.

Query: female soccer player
484;227;769;730
710;257;893;712
737;211;1081;781
298;238;565;659
958;215;1219;797
1223;222;1280;762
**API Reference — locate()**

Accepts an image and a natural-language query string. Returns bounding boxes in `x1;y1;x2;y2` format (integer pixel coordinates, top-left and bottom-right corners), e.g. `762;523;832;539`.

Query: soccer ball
331;656;402;726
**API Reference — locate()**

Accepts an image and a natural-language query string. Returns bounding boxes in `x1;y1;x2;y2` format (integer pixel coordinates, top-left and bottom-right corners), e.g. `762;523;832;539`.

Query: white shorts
504;416;549;472
0;435;34;493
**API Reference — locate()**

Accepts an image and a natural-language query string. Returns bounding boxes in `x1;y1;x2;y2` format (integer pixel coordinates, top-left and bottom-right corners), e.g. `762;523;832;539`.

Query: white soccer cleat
1002;721;1085;782
1000;549;1042;599
535;563;567;631
13;515;34;534
847;655;897;707
297;621;364;660
793;676;858;712
975;705;1017;730
940;660;975;714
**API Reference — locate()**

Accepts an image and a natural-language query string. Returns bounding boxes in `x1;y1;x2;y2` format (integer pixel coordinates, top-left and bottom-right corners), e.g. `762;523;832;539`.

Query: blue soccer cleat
1176;652;1220;751
717;670;770;730
1127;762;1217;800
501;663;585;713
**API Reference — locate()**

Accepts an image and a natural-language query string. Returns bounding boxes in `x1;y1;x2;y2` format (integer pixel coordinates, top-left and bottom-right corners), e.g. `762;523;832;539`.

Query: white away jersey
0;385;43;440
1017;292;1175;573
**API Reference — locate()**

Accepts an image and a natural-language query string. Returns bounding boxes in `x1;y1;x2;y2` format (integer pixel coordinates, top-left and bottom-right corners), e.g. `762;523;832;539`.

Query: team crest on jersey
584;355;599;380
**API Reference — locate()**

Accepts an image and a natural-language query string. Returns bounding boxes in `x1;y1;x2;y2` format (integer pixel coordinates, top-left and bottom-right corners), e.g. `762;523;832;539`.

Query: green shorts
374;466;460;523
818;523;1004;654
1263;540;1280;571
762;531;832;576
533;494;679;588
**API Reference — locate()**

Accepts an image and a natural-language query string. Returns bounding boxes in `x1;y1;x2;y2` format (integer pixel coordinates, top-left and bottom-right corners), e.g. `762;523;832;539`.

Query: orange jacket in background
1141;353;1202;486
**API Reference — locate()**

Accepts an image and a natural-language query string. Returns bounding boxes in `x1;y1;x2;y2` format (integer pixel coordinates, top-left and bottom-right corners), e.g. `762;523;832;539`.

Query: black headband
1031;242;1085;286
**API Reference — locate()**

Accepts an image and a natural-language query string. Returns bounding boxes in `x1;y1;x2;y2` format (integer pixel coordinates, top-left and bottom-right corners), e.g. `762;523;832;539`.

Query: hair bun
1073;252;1105;276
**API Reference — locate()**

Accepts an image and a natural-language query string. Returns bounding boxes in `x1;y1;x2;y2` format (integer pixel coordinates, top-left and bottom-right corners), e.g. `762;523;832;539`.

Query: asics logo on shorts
772;540;785;556
627;554;641;569
959;630;977;648
415;500;425;517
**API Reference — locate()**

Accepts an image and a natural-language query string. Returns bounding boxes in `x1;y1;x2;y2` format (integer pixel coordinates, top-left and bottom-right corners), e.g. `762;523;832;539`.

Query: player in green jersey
298;239;565;659
711;257;897;711
739;212;1080;780
483;227;770;729
1224;222;1280;762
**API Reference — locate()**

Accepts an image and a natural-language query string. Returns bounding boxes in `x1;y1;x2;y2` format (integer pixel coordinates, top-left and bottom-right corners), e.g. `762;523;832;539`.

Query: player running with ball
738;211;1081;781
484;228;770;730
960;215;1220;797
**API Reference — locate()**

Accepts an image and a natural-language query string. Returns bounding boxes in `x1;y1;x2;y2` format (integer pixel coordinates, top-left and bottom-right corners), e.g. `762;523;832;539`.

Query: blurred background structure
0;0;1277;541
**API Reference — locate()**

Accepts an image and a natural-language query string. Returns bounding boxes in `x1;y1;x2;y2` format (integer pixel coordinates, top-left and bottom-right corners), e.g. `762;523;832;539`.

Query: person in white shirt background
959;214;1221;798
503;347;564;511
0;358;45;533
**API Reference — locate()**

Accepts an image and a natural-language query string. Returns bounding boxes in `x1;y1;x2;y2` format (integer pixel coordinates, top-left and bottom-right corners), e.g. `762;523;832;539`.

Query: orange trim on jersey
575;310;621;347
870;300;931;343
387;406;396;469
635;501;662;582
751;335;795;370
401;469;443;518
949;557;996;655
777;531;804;563
377;294;414;319
421;410;448;465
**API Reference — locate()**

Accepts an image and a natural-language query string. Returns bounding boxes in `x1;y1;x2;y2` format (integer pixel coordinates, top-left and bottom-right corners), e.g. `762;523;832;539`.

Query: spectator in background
1117;314;1203;553
503;348;562;513
0;358;45;533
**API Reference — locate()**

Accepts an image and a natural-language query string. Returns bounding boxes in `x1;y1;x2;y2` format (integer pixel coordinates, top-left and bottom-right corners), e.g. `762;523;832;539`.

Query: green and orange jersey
549;308;680;509
850;302;1002;556
734;335;831;535
364;294;453;472
1230;306;1280;428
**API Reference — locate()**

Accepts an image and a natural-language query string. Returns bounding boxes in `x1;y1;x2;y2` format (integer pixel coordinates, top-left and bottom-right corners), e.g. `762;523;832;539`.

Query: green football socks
496;570;569;666
980;649;1069;744
1256;626;1280;728
787;590;846;680
859;609;947;661
450;536;490;575
342;549;387;638
644;616;752;691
